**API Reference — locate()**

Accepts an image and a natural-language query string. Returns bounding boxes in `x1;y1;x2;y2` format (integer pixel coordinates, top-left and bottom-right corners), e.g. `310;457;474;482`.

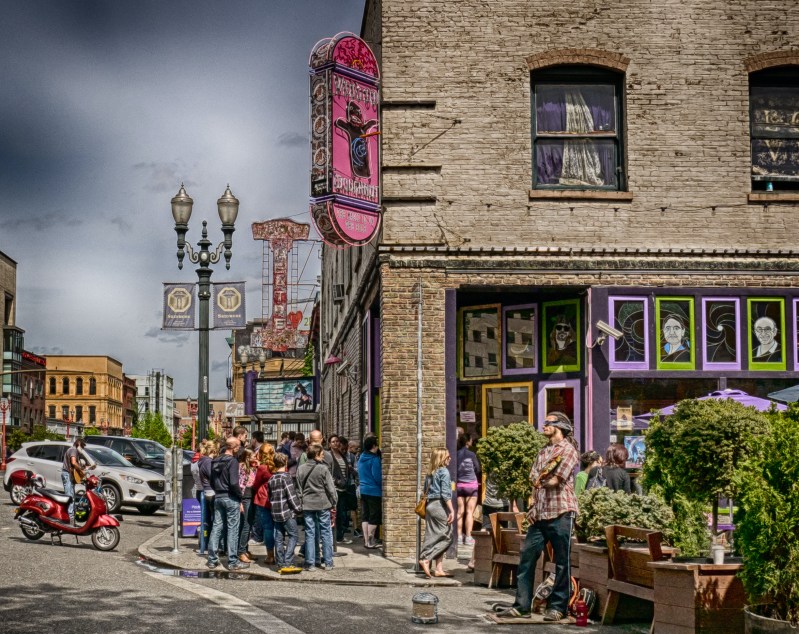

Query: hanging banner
163;283;195;330
309;32;381;248
213;282;246;329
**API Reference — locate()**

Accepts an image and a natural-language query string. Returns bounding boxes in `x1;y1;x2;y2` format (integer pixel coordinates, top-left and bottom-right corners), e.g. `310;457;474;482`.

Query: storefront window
481;382;532;435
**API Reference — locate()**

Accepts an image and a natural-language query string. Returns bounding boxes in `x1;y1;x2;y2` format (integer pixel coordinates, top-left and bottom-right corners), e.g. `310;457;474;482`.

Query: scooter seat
38;487;72;505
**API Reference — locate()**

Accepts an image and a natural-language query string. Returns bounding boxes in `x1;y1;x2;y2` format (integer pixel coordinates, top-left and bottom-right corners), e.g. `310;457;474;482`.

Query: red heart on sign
288;311;302;330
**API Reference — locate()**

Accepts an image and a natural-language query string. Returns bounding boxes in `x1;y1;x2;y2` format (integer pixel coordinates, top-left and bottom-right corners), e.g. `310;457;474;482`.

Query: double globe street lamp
171;184;239;441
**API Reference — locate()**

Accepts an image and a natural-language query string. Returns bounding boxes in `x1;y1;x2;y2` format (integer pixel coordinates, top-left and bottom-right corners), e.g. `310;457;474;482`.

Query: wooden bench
602;525;670;632
487;512;526;589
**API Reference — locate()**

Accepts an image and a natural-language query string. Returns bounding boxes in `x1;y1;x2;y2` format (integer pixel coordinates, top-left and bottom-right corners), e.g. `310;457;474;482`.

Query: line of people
190;426;383;573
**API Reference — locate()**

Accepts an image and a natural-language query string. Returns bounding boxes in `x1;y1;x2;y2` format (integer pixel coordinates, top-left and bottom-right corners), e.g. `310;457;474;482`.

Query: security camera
596;320;623;341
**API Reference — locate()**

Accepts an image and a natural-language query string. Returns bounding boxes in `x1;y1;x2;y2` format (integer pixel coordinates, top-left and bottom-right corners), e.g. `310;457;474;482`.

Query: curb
138;527;461;588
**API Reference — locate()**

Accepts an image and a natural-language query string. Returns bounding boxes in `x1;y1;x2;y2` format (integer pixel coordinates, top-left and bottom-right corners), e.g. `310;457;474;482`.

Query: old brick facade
320;0;799;557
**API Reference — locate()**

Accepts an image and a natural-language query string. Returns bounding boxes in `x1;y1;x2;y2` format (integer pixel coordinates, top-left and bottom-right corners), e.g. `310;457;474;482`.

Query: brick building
319;0;799;556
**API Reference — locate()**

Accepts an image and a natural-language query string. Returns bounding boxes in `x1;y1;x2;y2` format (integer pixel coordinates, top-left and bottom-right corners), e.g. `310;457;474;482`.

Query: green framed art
655;297;696;370
748;298;786;371
541;299;581;373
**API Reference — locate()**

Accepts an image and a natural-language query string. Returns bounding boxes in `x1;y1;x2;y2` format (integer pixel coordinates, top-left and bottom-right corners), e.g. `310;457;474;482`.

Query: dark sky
0;0;365;398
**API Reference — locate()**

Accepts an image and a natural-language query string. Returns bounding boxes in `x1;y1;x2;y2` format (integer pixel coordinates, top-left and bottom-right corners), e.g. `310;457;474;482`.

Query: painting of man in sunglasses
546;314;577;367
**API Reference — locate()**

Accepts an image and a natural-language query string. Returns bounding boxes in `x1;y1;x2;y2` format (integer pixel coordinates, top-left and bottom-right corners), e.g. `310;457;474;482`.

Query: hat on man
545;411;573;435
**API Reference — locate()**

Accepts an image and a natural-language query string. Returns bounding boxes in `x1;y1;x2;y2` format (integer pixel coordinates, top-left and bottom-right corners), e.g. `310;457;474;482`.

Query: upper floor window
76;377;83;395
750;66;799;191
89;377;97;395
531;65;624;190
49;377;56;395
62;377;70;394
48;405;55;419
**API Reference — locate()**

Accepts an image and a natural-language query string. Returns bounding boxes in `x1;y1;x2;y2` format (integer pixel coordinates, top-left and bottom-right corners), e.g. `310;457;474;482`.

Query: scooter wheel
91;526;120;551
20;519;45;541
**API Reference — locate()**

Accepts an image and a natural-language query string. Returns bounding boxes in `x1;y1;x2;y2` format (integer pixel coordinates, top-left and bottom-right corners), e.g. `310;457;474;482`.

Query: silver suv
3;441;165;514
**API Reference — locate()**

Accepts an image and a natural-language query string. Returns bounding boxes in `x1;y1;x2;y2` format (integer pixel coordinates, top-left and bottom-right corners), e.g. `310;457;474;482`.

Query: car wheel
99;483;122;513
91;526;120;551
137;504;160;515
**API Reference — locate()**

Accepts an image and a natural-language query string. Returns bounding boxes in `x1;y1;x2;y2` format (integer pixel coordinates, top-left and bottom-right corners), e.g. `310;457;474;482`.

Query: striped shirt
528;439;579;522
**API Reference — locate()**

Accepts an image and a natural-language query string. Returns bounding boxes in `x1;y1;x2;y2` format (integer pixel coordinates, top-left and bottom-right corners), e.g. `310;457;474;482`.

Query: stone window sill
528;189;634;201
748;192;799;203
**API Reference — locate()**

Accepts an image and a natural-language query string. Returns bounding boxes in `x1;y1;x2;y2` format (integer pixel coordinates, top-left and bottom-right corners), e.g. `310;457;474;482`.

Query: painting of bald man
748;298;786;371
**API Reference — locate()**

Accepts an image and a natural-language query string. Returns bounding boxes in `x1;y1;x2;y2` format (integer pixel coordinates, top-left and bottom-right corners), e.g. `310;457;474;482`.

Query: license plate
155;495;164;502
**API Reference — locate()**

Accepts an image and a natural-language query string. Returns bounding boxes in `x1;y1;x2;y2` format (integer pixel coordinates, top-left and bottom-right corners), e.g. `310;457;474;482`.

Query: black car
85;437;191;474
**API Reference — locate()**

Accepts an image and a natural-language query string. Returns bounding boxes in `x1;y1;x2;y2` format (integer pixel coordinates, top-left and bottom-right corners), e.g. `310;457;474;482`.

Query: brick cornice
745;50;799;73
526;48;630;72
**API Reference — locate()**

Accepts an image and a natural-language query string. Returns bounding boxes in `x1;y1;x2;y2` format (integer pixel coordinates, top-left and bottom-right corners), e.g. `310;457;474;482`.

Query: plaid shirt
268;472;302;522
528;439;579;522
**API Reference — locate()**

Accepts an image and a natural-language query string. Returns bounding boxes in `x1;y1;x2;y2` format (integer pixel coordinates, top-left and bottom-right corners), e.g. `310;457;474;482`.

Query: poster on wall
702;298;740;370
541;299;581;374
482;382;532;434
624;436;646;467
255;378;316;413
748;297;786;371
608;297;649;370
655;297;695;370
459;304;501;379
503;304;537;375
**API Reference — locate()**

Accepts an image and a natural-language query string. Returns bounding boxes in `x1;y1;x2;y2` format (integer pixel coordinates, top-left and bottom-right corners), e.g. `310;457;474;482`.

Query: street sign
224;401;244;417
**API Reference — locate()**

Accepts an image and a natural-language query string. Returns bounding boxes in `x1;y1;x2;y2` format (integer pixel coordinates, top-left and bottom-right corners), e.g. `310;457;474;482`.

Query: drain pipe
415;279;424;572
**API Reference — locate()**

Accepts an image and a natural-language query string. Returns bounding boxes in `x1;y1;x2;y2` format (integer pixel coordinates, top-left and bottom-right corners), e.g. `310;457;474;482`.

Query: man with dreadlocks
498;411;579;623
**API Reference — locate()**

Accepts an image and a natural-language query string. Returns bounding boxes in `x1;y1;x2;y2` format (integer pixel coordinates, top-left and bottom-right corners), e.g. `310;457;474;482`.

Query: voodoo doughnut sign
309;32;381;247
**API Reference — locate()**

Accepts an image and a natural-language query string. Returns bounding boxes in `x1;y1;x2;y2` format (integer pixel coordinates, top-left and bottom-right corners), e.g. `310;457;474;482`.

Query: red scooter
15;472;122;551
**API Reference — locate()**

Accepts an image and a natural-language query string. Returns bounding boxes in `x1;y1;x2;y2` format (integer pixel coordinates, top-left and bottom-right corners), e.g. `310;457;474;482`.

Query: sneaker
464;537;476;546
497;607;530;618
543;609;565;622
319;563;327;570
228;561;250;571
206;561;219;569
302;566;314;572
353;530;362;538
337;538;353;545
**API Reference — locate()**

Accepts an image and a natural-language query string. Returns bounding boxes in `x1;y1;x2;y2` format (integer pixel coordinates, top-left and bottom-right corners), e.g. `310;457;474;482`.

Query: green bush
575;487;674;543
474;422;547;502
734;405;799;623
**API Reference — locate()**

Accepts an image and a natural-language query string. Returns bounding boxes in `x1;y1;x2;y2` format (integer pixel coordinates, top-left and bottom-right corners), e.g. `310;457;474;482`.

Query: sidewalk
138;527;466;587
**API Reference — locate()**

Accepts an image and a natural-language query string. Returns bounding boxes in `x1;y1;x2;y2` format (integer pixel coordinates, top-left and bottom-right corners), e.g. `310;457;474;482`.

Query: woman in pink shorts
456;433;482;545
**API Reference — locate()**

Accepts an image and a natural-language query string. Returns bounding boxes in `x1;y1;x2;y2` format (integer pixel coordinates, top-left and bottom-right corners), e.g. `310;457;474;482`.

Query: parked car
85;436;190;474
3;441;165;514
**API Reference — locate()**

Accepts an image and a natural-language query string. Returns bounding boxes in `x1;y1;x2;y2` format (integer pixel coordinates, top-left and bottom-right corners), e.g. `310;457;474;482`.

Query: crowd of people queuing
190;426;382;574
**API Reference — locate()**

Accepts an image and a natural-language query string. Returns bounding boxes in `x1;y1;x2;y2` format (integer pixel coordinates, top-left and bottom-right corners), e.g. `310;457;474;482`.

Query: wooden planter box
649;561;746;633
472;531;494;586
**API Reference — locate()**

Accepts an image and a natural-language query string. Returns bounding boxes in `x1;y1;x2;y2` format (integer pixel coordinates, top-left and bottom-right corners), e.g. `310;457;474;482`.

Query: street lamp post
172;184;239;442
0;397;9;470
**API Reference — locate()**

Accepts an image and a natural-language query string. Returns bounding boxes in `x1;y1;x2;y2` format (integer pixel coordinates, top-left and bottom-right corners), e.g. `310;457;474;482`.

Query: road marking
144;571;304;633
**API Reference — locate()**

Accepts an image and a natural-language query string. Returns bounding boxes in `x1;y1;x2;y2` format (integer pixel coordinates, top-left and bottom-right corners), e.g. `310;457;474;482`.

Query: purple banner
181;497;201;538
163;283;195;330
213;282;246;329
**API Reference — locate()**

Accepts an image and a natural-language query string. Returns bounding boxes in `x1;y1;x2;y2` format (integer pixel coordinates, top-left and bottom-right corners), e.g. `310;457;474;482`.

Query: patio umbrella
639;388;786;419
767;384;799;404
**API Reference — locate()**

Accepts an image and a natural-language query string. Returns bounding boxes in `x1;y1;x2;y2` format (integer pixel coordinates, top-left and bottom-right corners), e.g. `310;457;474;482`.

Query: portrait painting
655;297;695;370
541;299;581;374
748;298;786;371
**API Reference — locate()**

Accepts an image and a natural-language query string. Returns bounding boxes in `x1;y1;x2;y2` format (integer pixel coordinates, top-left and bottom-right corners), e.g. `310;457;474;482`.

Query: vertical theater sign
309;32;381;247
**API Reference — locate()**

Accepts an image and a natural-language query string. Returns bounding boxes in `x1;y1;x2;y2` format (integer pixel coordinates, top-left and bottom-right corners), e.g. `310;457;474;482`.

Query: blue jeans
303;509;334;568
208;497;241;567
255;505;275;550
61;471;75;520
513;512;575;614
274;517;298;567
238;497;253;556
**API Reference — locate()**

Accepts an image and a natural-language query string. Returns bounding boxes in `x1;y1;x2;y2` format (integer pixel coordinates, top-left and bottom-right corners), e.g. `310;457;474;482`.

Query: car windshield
137;440;168;459
85;446;133;468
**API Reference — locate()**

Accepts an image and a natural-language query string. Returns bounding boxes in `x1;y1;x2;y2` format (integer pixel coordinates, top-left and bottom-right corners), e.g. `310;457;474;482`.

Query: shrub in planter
642;398;769;534
575;487;674;543
734;405;799;625
475;422;548;503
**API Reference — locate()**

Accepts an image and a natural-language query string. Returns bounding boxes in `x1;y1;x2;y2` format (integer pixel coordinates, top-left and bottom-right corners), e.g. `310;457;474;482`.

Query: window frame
531;65;625;192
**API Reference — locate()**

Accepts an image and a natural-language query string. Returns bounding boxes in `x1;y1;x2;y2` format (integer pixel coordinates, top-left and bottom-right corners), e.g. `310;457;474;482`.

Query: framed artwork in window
608;296;649;370
655;297;695;370
458;304;501;380
537;379;581;447
702;298;741;370
481;382;533;436
503;304;537;375
541;299;581;373
794;299;799;370
748;298;786;371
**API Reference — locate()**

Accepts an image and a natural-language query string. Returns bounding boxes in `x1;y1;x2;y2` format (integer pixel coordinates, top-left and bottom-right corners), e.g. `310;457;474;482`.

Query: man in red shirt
499;411;579;622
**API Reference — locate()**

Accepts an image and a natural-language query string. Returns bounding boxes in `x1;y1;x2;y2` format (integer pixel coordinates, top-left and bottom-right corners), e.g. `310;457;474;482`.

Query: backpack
586;466;606;490
533;572;579;614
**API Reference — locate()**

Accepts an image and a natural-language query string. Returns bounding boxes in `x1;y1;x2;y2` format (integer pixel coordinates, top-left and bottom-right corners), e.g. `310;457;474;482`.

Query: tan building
45;356;124;439
174;398;231;440
1;249;24;429
122;375;136;436
321;1;799;556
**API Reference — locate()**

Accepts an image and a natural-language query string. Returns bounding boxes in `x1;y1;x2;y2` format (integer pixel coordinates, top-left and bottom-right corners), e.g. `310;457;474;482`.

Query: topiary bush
575;487;674;543
474;422;547;503
734;405;799;623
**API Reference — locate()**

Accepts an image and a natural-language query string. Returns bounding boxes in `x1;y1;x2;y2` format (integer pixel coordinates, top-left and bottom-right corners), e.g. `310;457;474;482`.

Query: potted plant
575;487;674;543
735;405;799;632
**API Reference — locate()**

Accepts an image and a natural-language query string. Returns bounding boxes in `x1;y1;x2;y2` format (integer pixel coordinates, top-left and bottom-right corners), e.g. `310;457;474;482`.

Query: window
750;67;799;191
89;377;97;395
48;405;55;419
532;65;624;190
62;405;69;419
62;377;70;394
89;405;96;423
49;377;56;395
75;405;83;422
76;377;83;395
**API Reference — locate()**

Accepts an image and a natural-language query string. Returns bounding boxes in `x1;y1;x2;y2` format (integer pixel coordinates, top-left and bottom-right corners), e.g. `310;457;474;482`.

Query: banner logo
163;283;195;330
213;282;246;329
